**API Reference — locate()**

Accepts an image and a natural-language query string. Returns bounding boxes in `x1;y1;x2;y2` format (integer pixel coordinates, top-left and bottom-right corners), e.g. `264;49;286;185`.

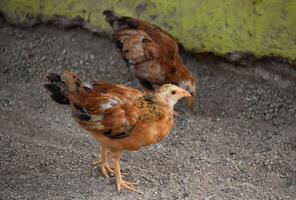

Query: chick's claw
93;160;114;177
117;180;142;194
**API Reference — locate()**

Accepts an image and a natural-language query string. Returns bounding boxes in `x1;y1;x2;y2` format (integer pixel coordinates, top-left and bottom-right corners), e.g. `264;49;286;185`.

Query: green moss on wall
1;0;296;60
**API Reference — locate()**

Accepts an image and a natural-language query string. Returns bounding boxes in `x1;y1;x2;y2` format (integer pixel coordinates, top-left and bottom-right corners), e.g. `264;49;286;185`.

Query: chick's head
158;84;192;108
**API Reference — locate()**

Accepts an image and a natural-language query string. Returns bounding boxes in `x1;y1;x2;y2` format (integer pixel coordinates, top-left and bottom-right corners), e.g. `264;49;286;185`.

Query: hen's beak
179;90;193;108
187;92;196;109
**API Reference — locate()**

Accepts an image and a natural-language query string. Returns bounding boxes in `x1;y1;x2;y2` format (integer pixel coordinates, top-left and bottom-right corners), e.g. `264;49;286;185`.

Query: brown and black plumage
44;72;191;193
103;10;198;101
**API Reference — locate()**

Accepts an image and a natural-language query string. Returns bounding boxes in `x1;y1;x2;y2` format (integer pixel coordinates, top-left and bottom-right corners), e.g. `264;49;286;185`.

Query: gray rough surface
0;21;295;200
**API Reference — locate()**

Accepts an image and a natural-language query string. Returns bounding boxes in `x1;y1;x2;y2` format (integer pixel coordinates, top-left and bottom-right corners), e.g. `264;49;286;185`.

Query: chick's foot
93;160;114;177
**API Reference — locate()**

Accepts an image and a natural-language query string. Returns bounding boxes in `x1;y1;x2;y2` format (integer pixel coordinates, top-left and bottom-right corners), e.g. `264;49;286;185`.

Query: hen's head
178;78;197;97
158;84;192;108
178;76;198;108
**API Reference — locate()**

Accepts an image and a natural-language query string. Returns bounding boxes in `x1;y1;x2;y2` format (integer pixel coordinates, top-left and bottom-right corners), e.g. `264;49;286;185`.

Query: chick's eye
171;90;176;95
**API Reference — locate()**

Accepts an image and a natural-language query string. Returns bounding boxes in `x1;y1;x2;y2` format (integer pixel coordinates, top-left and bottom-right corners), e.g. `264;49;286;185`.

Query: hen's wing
64;73;143;139
106;11;181;65
113;29;161;64
120;17;179;57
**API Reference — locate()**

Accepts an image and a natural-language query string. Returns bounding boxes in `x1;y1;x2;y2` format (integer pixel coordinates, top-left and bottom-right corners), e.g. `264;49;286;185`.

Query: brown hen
103;10;197;104
44;72;191;193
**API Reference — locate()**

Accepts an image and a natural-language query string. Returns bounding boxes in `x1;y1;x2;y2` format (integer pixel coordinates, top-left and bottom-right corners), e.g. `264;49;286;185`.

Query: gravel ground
0;21;295;200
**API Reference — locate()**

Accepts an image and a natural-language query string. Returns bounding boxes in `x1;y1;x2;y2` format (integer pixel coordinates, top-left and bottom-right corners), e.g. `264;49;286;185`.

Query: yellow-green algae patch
1;0;295;61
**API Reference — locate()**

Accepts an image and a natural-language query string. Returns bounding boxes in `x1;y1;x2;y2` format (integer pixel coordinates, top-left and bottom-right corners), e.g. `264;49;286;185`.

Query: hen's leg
93;144;114;177
111;150;141;193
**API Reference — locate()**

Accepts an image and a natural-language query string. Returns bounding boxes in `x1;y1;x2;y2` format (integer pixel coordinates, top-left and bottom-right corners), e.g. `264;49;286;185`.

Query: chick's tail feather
44;73;70;105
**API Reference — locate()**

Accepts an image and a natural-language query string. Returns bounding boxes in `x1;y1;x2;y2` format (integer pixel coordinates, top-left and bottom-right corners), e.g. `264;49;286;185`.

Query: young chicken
103;10;197;106
44;72;191;193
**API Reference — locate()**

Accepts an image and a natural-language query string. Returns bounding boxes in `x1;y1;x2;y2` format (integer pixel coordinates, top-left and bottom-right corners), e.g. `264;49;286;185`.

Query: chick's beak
183;91;192;97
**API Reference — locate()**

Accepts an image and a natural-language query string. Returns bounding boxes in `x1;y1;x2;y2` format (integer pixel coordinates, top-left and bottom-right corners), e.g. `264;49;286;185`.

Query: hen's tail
102;10;122;26
44;73;70;105
103;9;136;31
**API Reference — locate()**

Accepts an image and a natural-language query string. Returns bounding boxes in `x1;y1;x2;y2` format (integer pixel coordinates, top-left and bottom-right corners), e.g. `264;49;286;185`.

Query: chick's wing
68;82;143;138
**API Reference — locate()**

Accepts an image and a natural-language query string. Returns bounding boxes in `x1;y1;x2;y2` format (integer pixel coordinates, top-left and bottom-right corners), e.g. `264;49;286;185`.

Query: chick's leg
111;150;140;193
93;144;114;177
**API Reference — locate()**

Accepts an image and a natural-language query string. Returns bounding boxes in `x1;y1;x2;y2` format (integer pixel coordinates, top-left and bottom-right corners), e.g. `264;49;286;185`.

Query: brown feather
45;71;192;192
104;10;197;95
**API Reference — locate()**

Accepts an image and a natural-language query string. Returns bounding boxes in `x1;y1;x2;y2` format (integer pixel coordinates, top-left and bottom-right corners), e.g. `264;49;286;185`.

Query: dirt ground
0;19;295;200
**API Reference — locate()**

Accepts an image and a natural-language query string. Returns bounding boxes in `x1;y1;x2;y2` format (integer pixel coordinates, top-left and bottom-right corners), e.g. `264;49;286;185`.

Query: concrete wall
1;0;296;61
